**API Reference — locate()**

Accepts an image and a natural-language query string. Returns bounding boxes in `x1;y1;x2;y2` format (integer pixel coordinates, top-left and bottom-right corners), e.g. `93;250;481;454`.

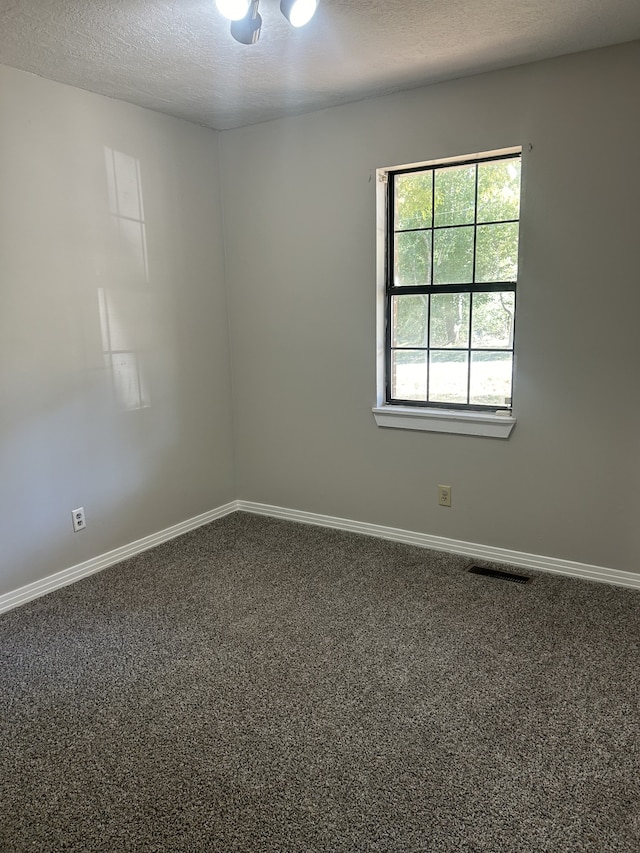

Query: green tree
392;158;519;350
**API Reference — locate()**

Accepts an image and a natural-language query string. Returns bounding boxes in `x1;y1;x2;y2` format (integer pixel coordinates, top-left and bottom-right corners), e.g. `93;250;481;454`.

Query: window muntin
386;152;521;411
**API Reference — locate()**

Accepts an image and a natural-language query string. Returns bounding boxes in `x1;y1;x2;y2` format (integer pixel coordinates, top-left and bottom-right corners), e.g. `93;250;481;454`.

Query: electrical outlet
438;485;452;507
72;507;86;532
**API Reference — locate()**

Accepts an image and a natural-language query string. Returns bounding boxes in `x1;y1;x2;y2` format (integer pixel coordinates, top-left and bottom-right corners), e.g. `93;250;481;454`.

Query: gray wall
220;41;640;573
0;66;236;596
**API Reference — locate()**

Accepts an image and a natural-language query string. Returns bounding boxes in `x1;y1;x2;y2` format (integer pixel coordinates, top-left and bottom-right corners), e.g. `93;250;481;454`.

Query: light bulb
280;0;318;28
216;0;251;21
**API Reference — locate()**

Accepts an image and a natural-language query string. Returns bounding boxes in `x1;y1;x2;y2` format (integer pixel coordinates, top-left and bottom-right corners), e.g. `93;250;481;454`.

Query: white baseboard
237;500;640;591
0;501;239;615
3;498;638;615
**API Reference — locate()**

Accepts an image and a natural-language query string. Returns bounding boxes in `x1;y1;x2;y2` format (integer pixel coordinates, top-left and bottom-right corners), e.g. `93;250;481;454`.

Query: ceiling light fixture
215;0;251;21
217;0;318;44
229;0;262;44
280;0;318;28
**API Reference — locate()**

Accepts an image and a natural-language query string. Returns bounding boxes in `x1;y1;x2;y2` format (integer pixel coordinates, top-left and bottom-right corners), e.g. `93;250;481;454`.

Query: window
374;148;521;437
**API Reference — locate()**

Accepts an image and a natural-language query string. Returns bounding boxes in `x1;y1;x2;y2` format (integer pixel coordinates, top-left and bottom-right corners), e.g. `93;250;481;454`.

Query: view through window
386;150;521;410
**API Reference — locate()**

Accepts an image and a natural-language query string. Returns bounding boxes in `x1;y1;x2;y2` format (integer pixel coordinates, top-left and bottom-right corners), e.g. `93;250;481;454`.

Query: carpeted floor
1;512;639;852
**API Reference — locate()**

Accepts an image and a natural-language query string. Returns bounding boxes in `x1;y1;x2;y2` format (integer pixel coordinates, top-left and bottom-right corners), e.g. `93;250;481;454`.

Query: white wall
220;41;640;574
0;66;236;597
2;41;639;602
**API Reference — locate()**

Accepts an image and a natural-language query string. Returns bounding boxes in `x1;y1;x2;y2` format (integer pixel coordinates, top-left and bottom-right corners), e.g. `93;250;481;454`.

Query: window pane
475;222;519;283
428;351;468;404
392;295;428;347
395;172;432;231
387;153;521;410
433;226;473;284
477;159;521;223
394;231;432;286
469;352;513;406
392;350;427;401
471;291;515;348
430;293;470;348
434;165;475;227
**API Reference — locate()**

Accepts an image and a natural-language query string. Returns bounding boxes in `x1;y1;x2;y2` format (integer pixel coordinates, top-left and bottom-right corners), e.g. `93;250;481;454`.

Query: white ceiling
1;0;639;130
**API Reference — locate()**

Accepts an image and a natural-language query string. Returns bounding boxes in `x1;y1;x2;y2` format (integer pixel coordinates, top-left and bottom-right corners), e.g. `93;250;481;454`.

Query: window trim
372;405;516;438
374;146;521;438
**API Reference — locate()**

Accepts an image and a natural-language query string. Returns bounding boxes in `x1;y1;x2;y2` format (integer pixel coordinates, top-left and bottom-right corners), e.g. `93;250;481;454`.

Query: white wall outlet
72;507;86;532
438;485;452;507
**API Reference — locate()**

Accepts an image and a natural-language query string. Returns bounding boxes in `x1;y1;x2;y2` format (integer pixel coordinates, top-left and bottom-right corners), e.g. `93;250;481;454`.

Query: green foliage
471;292;515;347
433;227;473;284
393;295;427;346
434;165;475;226
395;173;432;230
390;155;520;404
477;160;521;222
430;293;469;347
393;291;514;351
393;156;520;289
394;232;431;286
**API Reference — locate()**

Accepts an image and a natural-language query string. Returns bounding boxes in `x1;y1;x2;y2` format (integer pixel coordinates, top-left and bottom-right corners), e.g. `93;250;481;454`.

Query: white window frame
373;146;521;439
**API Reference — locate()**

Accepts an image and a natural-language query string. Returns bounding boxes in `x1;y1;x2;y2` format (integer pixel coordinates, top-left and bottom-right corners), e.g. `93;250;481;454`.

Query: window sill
372;405;516;438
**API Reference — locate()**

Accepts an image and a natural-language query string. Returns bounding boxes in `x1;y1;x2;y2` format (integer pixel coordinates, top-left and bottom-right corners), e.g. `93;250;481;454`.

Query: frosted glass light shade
216;0;251;21
280;0;318;27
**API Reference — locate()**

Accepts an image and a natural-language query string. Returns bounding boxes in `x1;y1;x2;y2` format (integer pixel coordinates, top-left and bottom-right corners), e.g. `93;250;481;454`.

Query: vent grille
468;565;531;584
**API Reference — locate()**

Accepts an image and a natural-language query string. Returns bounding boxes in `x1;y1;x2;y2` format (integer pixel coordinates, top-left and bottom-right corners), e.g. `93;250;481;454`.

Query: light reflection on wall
101;147;151;411
98;288;150;411
105;147;149;282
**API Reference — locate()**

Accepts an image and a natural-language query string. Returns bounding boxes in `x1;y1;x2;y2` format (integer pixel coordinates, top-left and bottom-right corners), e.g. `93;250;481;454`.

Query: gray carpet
1;512;639;852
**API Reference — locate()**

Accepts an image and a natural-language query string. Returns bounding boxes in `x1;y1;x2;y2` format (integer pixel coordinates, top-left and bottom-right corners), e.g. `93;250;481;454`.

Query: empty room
1;1;639;850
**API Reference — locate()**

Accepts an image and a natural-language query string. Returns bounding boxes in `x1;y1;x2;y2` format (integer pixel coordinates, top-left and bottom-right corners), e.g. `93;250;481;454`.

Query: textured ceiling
1;0;639;129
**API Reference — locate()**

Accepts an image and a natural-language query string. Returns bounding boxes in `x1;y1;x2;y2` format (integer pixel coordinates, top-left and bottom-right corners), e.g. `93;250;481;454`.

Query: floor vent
468;565;531;584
